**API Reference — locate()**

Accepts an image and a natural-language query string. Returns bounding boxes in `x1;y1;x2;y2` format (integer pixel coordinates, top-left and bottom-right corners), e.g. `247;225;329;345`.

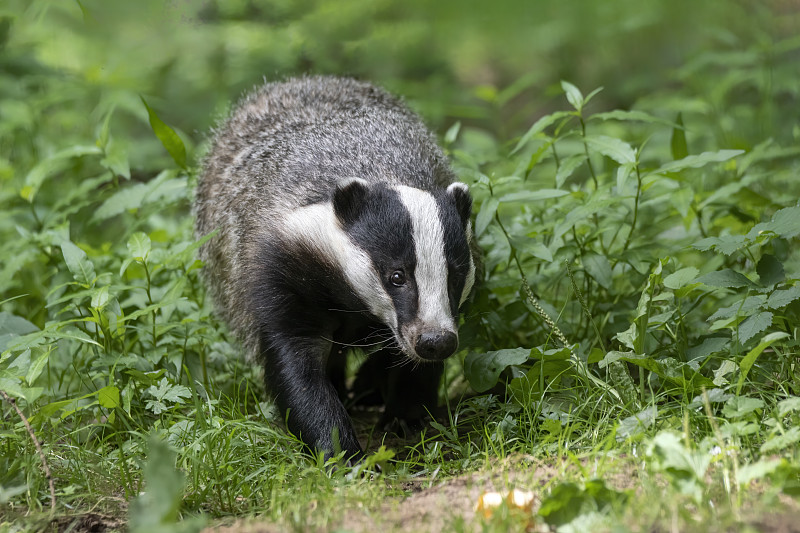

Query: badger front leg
262;334;363;462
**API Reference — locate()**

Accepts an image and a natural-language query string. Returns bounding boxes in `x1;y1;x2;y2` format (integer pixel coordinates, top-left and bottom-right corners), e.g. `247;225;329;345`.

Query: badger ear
333;177;369;226
447;182;472;228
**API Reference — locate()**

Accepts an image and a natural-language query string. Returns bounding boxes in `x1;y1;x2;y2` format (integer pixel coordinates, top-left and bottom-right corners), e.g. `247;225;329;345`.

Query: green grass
1;1;799;531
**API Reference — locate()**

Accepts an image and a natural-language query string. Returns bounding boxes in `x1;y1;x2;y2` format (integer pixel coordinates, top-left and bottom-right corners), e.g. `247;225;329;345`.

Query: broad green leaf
61;241;96;286
585;135;636;165
692;235;746;255
617;405;658;440
756;254;784;287
670;112;688;160
709;296;765;322
464;348;530;393
91;286;109;309
0;312;39;353
583;253;612;289
663;267;699;289
128;232;152;261
686;337;729;360
141;97;187;169
651;149;744;175
736;331;789;394
722;396;765;418
760;427;800;453
778;397;800;417
696;269;757;289
736;459;782;485
498;189;569;203
98;385;120;409
737;311;773;344
767;285;800;309
561;80;584;111
746;206;800;240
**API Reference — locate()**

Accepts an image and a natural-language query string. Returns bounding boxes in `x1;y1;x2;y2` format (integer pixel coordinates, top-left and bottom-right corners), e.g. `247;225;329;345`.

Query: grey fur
195;76;460;360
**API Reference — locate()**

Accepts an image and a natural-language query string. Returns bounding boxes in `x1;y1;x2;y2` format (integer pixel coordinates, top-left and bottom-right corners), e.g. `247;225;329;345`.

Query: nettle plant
454;81;799;438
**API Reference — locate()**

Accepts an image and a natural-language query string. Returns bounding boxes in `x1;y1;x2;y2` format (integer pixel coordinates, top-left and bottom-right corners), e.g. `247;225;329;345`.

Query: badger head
330;178;475;362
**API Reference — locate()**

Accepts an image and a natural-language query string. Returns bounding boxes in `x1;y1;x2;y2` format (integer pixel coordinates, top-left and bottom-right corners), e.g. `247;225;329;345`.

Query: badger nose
415;331;458;361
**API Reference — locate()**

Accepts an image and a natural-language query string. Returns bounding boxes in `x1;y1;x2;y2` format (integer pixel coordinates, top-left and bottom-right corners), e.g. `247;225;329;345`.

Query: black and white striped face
286;178;475;361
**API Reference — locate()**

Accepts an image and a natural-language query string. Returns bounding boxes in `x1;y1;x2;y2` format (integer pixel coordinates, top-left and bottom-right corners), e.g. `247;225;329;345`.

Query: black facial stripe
343;185;419;327
435;192;472;315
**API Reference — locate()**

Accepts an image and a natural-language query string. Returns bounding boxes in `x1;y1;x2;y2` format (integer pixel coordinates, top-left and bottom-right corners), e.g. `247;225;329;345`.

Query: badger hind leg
352;349;444;435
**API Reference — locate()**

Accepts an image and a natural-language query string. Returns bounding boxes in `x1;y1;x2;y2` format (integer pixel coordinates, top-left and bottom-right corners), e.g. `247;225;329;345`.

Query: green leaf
760;427;800;453
498;189;569;203
670;112;688;160
696;269;757;289
585;135;636;165
25;349;51;385
128;232;152;261
737;311;773;344
767;285;800;309
756;254;784;287
23;145;103;202
141;97;187;169
722;396;765;418
686;337;729;359
746;206;800;240
0;312;39;353
737;459;782;485
692;235;746;256
583;253;612;289
561;80;584;111
663;267;699;290
98;385;120;409
129;436;197;532
91;286;109;309
60;241;97;286
464;348;530;393
474;197;499;237
512;111;573;154
651;149;744;175
736;331;789;394
617;406;658;440
101;138;131;180
590;110;682;129
778;397;800;417
510;238;553;262
555;154;585;188
443;121;461;145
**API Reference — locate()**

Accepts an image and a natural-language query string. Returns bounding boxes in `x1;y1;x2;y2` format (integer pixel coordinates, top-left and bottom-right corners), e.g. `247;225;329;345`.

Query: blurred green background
3;0;797;177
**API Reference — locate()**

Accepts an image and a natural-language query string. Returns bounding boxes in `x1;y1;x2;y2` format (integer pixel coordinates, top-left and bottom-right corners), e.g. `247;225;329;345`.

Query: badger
195;76;476;461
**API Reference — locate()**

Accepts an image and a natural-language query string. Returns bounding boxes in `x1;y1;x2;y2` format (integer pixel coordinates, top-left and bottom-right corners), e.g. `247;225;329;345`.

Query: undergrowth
1;1;799;531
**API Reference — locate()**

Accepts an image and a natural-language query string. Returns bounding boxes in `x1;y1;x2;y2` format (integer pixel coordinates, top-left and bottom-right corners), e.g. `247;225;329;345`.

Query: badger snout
414;329;458;361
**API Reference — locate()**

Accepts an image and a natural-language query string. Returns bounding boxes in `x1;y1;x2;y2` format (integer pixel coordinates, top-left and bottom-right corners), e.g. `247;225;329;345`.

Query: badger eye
390;270;406;287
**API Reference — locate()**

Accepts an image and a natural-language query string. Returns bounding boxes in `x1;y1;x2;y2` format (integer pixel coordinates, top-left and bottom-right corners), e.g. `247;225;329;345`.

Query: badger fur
195;76;476;460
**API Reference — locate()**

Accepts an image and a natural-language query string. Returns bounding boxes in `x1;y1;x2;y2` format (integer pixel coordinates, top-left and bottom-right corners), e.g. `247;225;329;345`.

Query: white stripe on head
281;204;397;328
395;186;455;332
